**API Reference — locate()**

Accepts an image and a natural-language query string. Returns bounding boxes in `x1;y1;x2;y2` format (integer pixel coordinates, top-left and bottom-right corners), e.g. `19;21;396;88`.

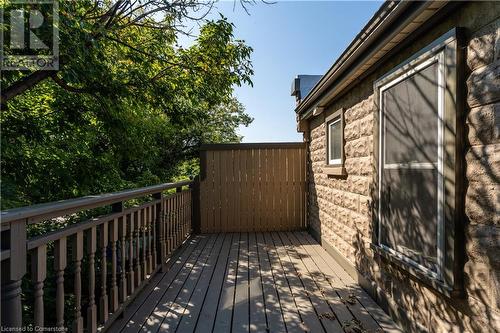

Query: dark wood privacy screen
199;143;307;232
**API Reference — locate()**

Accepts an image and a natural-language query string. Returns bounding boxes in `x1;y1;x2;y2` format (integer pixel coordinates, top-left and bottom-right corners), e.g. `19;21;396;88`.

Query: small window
373;28;462;295
324;108;345;176
328;118;342;165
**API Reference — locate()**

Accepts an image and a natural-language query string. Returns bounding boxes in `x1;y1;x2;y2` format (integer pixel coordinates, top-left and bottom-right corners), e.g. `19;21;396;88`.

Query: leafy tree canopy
1;0;254;209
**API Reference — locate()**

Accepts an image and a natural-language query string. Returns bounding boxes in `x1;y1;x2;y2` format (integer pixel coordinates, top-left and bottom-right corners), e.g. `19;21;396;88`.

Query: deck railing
0;180;194;332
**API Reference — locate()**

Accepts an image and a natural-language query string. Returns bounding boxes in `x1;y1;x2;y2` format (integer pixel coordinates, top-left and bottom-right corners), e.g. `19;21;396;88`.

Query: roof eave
296;0;448;120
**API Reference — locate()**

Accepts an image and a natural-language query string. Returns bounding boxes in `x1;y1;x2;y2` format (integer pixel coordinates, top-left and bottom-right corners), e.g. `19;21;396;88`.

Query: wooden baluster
87;227;97;333
185;191;189;235
118;216;127;302
180;192;184;241
166;197;171;254
110;218;119;311
186;188;191;238
172;195;176;249
188;189;192;235
31;245;47;328
134;210;142;287
147;205;153;274
99;222;108;324
153;193;164;271
180;191;184;240
128;213;135;294
170;196;174;251
173;194;179;249
179;193;182;243
179;194;183;241
174;193;179;248
73;231;84;333
165;197;174;250
54;237;67;328
184;191;188;237
183;191;187;238
186;191;190;236
142;208;148;278
153;197;160;270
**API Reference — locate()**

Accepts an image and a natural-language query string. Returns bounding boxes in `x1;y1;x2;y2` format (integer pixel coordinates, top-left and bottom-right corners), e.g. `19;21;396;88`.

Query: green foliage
1;1;254;209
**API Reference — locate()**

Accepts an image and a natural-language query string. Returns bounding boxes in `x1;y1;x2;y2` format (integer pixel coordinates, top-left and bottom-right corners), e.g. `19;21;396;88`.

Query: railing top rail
1;179;193;225
200;142;306;150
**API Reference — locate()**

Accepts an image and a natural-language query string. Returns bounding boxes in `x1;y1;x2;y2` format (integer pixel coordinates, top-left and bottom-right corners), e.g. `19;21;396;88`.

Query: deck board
263;232;304;333
212;232;241;333
233;233;250;333
255;232;286;333
110;232;401;333
192;233;234;333
270;232;325;333
176;233;230;333
115;235;203;332
161;234;223;332
248;233;267;332
138;234;211;332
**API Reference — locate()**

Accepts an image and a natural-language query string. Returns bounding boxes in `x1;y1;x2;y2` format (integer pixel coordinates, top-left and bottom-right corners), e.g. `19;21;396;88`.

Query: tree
1;0;254;209
1;0;254;102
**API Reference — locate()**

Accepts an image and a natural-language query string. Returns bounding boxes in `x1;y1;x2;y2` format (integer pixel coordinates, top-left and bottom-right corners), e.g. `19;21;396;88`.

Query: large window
379;56;444;277
374;29;462;294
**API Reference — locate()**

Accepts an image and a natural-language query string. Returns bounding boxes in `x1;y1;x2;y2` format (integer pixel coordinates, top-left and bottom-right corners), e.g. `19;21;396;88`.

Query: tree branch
50;74;89;94
1;71;52;103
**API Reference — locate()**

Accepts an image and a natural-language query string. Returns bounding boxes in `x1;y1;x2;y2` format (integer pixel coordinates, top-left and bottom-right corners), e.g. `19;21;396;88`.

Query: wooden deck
110;232;401;333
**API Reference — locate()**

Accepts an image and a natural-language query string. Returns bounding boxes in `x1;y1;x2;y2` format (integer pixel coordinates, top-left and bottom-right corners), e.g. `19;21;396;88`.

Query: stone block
467;60;500;108
465;181;499;225
466;143;500;186
345;135;372;158
358;114;374;137
466;225;500;264
467;103;500;146
467;18;500;71
344;120;360;141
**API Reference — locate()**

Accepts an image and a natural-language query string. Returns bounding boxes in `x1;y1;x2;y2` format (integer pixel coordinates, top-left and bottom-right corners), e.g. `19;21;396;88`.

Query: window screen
328;119;341;164
384;63;439;165
379;60;442;274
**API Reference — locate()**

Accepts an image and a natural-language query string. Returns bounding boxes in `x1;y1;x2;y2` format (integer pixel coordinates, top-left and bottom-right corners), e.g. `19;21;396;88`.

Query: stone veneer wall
305;2;499;332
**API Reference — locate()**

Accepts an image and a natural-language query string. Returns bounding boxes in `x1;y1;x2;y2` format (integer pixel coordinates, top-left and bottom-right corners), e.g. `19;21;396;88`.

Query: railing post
1;219;27;329
190;176;201;234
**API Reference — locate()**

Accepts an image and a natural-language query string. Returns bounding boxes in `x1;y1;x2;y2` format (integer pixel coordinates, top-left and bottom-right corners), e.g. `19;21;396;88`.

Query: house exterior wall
304;2;499;332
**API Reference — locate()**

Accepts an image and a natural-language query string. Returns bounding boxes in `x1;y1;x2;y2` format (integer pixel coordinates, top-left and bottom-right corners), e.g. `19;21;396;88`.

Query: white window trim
377;52;446;281
327;118;341;165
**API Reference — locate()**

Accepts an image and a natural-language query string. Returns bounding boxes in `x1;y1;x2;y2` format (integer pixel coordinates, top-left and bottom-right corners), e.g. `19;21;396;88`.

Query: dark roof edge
295;0;443;118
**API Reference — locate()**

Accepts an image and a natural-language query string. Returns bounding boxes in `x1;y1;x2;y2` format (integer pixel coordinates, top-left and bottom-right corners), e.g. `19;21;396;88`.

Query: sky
187;1;383;142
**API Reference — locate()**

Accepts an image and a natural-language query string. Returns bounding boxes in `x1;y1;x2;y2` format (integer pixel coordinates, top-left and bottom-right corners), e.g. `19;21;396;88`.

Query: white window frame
377;52;446;280
327;118;342;165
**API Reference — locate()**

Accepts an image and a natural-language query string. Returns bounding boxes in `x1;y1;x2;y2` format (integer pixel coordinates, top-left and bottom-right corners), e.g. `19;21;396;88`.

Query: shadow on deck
110;231;401;333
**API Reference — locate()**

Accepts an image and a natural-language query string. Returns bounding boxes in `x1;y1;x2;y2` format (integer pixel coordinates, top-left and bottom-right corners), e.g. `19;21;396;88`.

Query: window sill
324;165;346;177
370;244;456;298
